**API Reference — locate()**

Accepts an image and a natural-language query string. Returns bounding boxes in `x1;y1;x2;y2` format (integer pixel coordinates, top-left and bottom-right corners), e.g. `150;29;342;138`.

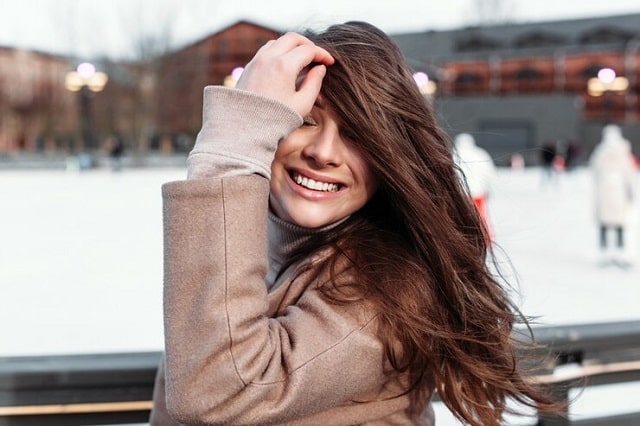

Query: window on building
581;63;604;79
515;67;542;80
454;34;502;52
514;31;565;48
455;72;481;84
512;67;550;93
453;71;487;95
578;27;633;45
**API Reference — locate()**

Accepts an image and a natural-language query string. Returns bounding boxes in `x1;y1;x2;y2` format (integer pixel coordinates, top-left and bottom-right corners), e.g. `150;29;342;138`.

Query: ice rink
1;165;639;423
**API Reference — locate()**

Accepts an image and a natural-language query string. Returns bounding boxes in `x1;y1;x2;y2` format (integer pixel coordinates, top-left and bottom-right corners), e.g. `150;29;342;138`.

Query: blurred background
0;0;638;166
1;0;640;425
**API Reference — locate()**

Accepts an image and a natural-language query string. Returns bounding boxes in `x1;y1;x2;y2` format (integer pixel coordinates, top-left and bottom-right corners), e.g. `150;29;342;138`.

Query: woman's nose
302;126;343;167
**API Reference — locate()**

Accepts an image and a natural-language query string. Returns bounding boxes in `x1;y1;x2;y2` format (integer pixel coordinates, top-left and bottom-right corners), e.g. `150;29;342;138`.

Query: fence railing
1;320;639;425
522;320;640;426
0;351;159;425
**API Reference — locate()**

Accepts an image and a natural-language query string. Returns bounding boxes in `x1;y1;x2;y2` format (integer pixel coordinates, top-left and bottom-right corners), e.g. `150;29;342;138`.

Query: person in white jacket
453;133;497;239
589;124;637;266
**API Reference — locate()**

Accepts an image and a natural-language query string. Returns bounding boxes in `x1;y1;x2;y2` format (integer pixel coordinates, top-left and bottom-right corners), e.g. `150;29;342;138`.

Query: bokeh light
597;67;616;84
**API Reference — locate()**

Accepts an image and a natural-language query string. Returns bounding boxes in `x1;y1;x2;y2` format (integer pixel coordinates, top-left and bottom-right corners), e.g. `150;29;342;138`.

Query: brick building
2;14;639;165
0;47;75;153
392;13;640;165
154;14;640;164
0;20;281;156
154;20;281;147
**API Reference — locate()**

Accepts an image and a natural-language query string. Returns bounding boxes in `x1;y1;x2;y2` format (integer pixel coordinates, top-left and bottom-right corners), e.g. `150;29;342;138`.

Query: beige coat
149;86;435;424
150;176;435;425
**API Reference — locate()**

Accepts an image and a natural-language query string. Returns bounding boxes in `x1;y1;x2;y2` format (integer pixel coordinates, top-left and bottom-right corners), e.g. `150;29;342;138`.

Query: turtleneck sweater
266;211;348;290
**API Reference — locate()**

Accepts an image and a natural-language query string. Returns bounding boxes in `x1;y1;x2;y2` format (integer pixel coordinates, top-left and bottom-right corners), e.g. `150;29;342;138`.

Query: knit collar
265;211;348;289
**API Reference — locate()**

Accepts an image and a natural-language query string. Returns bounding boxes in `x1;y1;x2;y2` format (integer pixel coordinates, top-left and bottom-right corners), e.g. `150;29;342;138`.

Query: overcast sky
1;0;640;59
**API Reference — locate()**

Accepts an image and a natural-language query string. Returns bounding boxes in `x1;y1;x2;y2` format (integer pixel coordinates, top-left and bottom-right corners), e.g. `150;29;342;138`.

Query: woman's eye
301;117;317;127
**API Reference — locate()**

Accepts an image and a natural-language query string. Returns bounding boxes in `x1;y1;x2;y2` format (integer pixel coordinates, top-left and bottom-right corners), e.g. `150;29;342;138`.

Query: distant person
454;133;497;238
564;139;580;171
108;134;125;171
510;152;525;171
589;124;636;267
540;141;559;185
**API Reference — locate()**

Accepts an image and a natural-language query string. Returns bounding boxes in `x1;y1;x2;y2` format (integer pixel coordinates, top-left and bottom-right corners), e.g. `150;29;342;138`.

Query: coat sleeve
149;356;180;426
161;176;394;425
186;86;302;180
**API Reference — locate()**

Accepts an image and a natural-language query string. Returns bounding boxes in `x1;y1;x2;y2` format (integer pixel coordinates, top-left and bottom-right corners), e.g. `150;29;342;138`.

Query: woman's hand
235;32;334;118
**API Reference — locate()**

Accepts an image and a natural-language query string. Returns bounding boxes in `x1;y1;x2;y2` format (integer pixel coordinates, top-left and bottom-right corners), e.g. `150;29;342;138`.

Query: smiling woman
269;96;379;228
149;21;564;426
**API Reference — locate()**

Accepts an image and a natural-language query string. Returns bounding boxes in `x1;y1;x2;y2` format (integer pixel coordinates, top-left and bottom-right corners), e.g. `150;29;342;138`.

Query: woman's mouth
290;171;340;192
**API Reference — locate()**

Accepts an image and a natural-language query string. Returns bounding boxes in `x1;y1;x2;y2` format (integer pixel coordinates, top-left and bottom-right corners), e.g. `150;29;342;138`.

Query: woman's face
270;98;378;228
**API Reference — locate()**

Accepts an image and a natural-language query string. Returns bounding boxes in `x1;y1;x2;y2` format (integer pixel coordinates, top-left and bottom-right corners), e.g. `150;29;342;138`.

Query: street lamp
223;66;244;88
587;67;628;121
413;71;437;97
587;67;628;96
65;62;108;157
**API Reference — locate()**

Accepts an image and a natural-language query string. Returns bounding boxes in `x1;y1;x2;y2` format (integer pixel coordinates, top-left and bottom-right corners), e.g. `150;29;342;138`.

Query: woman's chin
289;216;335;229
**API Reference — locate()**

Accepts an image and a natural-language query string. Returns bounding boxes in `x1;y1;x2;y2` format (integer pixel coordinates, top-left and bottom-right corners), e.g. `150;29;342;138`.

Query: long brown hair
283;21;560;425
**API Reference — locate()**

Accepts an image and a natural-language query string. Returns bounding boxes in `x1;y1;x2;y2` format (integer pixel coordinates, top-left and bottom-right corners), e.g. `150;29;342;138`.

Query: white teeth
293;173;338;192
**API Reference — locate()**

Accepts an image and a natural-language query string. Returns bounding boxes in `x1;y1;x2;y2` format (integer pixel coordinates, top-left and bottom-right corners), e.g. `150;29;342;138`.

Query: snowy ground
1;166;639;423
